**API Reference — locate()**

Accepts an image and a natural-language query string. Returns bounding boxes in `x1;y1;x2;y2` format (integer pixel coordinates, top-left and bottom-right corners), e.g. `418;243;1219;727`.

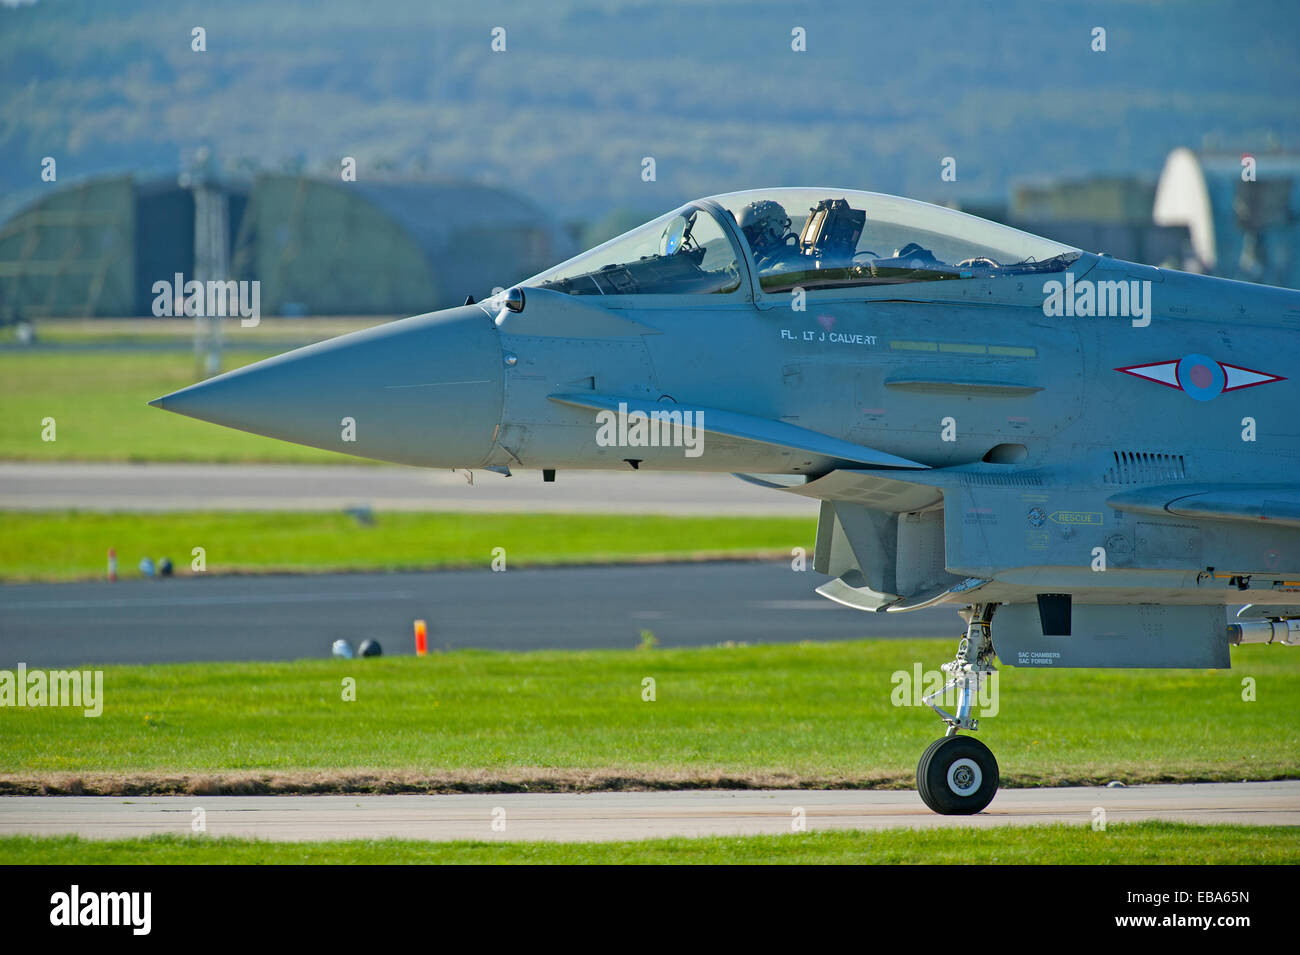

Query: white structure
1154;147;1299;289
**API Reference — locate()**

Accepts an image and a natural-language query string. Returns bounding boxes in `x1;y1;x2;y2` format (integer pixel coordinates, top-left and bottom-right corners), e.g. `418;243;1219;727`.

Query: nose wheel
917;734;999;814
916;603;1000;814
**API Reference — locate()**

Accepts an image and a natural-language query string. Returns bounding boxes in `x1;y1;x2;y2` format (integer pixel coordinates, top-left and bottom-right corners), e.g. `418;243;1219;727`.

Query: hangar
0;173;573;321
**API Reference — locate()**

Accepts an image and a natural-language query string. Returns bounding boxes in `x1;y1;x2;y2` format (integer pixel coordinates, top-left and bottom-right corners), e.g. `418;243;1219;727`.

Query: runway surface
0;561;954;667
0;463;815;515
2;782;1295;841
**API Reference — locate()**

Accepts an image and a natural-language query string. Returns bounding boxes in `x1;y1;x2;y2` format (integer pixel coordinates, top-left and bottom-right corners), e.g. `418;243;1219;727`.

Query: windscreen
522;204;741;296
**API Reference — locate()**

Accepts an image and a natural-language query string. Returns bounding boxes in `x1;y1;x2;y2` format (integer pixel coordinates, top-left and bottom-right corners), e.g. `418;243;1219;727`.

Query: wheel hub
947;757;982;795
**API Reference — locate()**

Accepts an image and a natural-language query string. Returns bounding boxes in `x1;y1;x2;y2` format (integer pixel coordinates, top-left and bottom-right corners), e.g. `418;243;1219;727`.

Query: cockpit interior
525;187;1081;297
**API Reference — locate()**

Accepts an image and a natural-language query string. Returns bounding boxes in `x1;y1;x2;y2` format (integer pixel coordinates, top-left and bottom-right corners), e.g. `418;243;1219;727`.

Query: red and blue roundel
1116;355;1284;401
1176;353;1226;401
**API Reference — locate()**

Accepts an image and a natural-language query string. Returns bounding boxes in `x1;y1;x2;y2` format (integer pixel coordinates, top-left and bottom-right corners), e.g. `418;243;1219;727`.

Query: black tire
916;735;999;815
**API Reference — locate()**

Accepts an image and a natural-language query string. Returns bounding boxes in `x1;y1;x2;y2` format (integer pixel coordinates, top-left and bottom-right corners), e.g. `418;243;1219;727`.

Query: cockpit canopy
523;187;1081;297
526;202;744;297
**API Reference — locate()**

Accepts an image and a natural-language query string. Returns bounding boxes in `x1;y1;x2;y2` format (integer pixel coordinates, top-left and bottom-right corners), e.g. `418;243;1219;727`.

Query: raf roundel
1177;353;1227;401
1116;354;1284;401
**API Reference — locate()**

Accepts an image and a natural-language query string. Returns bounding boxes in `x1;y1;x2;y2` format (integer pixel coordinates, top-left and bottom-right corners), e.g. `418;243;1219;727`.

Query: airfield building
1154;147;1300;290
0;173;574;321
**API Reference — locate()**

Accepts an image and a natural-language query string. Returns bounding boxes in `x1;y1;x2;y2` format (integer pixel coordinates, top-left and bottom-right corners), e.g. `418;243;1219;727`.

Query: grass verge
0;511;813;581
0;641;1293;791
0;823;1293;864
3;317;385;346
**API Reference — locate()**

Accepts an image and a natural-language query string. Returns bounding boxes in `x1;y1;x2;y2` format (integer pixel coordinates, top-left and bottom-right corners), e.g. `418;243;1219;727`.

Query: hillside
2;0;1297;221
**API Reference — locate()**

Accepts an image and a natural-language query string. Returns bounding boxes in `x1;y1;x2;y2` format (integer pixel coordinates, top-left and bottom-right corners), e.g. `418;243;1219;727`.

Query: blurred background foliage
3;0;1297;223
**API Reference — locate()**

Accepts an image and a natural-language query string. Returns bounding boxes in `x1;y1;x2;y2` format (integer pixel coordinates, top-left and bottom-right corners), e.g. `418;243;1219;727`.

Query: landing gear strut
917;603;1000;814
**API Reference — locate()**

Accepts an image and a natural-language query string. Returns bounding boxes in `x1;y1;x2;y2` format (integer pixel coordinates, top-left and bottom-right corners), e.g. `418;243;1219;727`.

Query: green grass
0;351;355;462
0;511;812;581
0;822;1293;864
3;317;384;346
0;641;1294;789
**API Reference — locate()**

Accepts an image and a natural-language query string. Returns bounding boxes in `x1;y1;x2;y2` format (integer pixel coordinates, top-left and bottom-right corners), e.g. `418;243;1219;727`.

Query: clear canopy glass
524;203;742;296
713;188;1081;293
523;188;1080;297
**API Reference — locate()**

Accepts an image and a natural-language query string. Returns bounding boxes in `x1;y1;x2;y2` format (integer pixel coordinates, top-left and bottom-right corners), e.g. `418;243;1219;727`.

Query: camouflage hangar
0;173;574;320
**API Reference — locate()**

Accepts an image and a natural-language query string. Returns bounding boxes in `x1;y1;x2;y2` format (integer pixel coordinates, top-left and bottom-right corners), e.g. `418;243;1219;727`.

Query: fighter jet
151;187;1300;814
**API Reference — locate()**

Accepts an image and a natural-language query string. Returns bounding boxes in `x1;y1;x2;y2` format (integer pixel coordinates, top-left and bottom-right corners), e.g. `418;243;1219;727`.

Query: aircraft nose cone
151;305;504;468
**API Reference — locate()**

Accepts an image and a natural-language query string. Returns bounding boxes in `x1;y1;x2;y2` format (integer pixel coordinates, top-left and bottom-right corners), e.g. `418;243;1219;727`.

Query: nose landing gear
917;603;1000;814
917;734;1000;815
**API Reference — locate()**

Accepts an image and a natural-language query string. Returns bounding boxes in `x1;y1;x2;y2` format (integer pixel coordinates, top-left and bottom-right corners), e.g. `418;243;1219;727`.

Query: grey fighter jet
152;187;1300;814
